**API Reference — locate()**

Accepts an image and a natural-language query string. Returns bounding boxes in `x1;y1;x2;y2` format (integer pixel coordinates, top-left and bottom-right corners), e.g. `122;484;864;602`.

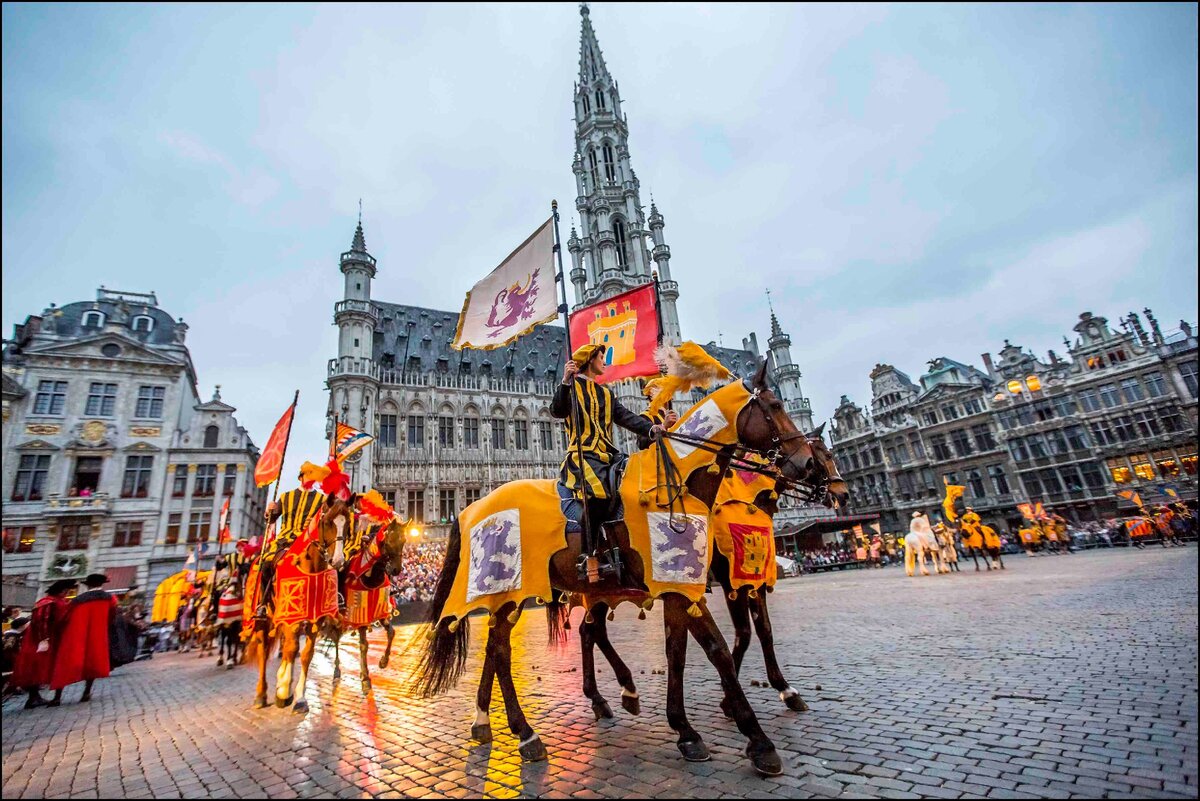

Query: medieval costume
934;524;959;572
11;579;74;708
49;574;117;704
552;344;655;561
960;510;984;550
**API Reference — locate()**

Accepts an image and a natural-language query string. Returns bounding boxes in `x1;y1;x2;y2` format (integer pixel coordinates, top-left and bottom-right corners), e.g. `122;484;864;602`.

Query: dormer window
132;315;154;333
82;311;105;328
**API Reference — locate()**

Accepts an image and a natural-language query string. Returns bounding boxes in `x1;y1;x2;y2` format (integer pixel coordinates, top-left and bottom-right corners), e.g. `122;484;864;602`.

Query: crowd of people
389;541;447;604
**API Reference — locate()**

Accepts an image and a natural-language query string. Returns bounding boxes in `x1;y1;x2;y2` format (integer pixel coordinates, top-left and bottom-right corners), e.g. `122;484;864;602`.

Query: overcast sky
3;2;1196;480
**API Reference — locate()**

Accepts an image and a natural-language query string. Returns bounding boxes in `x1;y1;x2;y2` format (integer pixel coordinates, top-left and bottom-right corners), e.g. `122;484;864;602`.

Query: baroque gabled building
1;288;268;606
831;309;1198;534
324;4;818;537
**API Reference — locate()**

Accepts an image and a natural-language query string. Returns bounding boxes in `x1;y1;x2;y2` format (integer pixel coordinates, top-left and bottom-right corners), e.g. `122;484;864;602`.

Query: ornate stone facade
325;5;819;537
1;288;268;603
832;310;1198;534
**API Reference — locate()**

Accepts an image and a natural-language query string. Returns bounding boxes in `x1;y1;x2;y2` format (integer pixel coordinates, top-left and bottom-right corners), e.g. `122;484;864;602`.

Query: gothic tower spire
765;290;815;431
570;3;681;343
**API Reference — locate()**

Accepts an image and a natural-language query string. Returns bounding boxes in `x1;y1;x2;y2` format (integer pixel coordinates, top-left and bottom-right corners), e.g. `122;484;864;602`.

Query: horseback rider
552;344;674;580
253;461;347;619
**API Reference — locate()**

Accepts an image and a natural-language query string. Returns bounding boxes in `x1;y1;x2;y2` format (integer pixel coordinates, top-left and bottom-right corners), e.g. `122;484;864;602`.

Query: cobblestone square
3;547;1196;799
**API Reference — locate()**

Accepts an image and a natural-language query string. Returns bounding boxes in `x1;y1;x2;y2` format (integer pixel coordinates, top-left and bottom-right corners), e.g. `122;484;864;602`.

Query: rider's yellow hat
571;343;603;367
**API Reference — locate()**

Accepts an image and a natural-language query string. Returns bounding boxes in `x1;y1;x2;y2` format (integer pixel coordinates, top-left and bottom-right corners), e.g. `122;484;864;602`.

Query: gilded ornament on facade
81;420;107;443
25;423;61;435
130;426;161;437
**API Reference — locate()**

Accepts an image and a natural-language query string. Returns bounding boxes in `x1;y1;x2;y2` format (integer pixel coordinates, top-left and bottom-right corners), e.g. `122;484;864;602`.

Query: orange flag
254;396;297;488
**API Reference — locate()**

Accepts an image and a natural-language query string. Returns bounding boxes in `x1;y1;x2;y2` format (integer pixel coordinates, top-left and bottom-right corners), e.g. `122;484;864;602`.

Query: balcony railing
327;359;559;397
334;299;379;322
45;492;112;515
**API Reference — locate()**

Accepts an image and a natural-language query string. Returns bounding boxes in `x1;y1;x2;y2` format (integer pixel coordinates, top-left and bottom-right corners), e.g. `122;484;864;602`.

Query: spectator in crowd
391;541;448;603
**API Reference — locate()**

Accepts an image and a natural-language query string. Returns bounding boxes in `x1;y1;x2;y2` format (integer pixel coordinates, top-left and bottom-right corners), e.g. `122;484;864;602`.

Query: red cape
50;591;116;690
11;595;70;688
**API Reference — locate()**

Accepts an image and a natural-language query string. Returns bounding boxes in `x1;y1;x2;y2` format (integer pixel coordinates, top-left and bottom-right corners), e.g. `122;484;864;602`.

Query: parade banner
452;217;559;350
218;497;231;544
942;481;966;522
1116;489;1144;508
331;421;373;463
255;398;298;488
568;282;661;384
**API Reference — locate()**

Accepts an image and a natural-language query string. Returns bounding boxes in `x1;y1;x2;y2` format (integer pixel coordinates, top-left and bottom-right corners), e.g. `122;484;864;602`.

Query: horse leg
358;626;372;695
995;548;1005;570
378;622;395;670
579;605;612;720
663;596;708;762
675;595;782;776
332;625;342;682
292;624;317;714
751;591;807;712
275;626;296;708
970;547;982;571
719;588;753;720
253;629;270;708
490;612;545;761
918;547;930;576
472;637;497;744
905;544;915;577
591;608;640;716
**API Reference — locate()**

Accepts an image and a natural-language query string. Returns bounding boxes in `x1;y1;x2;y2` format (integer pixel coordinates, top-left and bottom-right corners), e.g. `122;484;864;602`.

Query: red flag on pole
568;283;661;384
218;497;231;544
254;399;297;487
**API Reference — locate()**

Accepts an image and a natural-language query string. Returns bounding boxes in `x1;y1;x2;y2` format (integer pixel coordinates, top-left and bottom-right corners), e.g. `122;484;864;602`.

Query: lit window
1025;375;1042;392
1007;380;1022;394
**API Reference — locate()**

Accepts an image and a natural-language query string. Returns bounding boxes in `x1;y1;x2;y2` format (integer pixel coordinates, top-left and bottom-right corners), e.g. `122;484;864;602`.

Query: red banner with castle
568;283;660;384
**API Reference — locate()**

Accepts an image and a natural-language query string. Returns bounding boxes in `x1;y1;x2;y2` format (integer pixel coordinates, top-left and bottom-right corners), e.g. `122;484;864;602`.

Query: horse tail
413;517;469;698
545;594;569;647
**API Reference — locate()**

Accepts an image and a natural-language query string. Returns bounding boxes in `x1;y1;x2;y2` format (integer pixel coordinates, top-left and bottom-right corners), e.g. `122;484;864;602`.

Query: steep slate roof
368;302;763;384
373;302;569;380
1;372;26;398
47;300;180;346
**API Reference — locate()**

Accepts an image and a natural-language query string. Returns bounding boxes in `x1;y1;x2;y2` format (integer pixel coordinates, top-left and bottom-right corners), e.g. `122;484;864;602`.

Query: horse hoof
470;724;493;744
784;693;809;712
378;656;389;670
293;700;309;714
275;695;293;709
621;694;641;716
719;698;734;720
592;699;614;720
226;663;236;671
748;747;783;777
361;681;372;696
333;669;341;682
678;739;711;762
254;696;268;709
217;658;224;667
518;736;547;762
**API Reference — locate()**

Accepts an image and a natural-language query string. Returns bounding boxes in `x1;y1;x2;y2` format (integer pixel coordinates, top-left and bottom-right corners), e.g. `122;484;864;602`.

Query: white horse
904;513;945;576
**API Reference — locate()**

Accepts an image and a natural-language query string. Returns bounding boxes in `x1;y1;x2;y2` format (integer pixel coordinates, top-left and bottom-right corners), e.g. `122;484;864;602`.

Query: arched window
595;89;606;110
82;311;105;328
588;149;600;191
203;425;219;448
581;93;591;115
602;143;616;183
132;315;154;333
612;218;628;267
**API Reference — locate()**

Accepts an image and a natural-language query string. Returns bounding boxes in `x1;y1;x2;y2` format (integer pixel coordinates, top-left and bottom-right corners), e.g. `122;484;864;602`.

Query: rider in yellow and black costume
552;344;668;565
254;481;328;618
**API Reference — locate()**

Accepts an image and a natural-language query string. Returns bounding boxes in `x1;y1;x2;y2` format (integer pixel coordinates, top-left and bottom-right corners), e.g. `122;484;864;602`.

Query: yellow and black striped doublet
551;377;654;500
263;488;326;560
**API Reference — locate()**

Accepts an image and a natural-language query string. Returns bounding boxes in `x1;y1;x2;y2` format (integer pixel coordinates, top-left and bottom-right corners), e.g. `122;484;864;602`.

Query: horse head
378;515;410;577
804;425;850;509
314;492;356;571
737;359;815;485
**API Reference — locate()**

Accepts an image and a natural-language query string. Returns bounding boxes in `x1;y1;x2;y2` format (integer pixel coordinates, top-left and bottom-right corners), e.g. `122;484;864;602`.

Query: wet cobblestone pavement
3;547;1196;798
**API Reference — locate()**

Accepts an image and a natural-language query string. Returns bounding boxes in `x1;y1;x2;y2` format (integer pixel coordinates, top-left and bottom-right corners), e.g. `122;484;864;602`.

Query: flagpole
263;390;300;542
552;199;595;559
652;270;665;347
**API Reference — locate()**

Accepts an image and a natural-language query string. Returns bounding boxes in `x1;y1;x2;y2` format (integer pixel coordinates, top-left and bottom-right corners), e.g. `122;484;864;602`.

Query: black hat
84;573;110;587
48;579;77;595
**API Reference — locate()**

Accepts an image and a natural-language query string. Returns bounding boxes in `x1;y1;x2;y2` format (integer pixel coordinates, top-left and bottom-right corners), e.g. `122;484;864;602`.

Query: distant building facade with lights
831;310;1198;532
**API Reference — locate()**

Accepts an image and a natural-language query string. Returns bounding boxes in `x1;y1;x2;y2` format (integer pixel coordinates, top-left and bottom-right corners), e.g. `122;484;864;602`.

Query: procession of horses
160;345;856;779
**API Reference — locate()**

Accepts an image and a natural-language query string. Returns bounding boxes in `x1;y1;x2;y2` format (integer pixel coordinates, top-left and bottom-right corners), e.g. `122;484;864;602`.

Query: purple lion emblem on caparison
467;510;522;601
648;513;707;584
485;270;540;336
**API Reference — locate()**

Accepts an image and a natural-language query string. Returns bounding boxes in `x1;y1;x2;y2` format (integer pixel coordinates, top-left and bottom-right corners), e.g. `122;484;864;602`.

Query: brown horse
414;362;815;776
326;515;407;695
246;493;352;712
578;424;849;723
